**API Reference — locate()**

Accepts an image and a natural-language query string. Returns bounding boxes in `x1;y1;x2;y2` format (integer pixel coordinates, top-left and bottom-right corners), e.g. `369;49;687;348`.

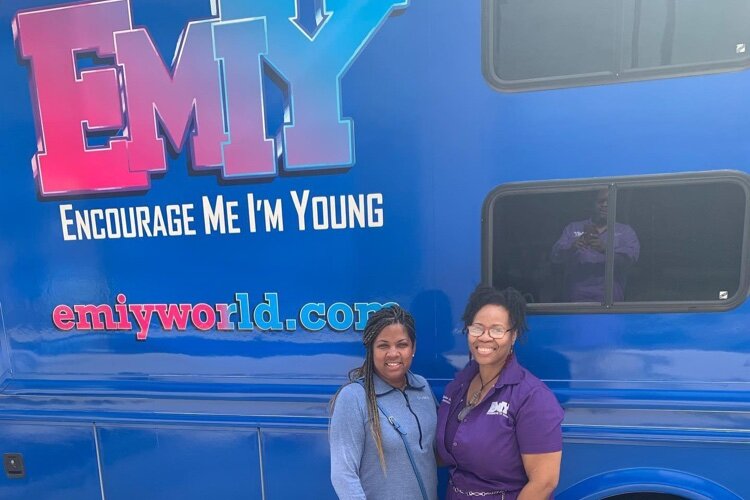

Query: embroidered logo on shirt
487;401;509;417
441;395;451;405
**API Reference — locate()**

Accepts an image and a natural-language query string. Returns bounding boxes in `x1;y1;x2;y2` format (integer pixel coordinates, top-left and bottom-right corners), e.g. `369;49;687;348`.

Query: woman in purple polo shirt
437;286;563;499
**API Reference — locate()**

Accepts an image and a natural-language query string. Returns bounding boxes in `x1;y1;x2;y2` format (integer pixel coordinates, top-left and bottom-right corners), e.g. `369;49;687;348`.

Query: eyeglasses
466;324;512;340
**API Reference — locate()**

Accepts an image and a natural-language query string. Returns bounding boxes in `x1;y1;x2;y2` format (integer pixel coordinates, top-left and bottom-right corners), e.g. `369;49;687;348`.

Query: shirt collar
496;354;523;386
373;371;425;396
586;218;607;232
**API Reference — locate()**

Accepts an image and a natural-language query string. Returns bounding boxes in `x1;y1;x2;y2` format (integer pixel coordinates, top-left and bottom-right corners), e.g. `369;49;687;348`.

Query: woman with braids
329;304;438;500
436;286;563;499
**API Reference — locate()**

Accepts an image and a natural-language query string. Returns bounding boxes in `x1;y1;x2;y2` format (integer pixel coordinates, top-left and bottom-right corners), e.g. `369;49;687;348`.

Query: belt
451;483;506;498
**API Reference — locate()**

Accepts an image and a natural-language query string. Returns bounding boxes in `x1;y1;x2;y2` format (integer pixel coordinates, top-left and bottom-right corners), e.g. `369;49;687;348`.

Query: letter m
74;304;117;330
114;19;227;174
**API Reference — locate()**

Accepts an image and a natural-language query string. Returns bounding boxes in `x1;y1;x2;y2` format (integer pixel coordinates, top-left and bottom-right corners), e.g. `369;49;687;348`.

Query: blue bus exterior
0;0;749;498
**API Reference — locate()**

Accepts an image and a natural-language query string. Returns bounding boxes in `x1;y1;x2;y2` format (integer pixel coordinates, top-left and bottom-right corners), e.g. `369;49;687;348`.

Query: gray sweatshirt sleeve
329;383;368;500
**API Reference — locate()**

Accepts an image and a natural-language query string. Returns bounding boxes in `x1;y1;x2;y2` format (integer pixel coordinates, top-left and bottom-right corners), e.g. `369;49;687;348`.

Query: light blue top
329;372;438;500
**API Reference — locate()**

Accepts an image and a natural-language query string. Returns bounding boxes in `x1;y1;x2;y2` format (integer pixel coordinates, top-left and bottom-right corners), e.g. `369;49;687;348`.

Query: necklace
457;368;502;422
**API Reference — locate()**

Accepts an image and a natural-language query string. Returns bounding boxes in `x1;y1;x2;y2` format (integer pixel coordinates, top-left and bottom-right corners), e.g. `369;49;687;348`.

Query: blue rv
1;0;749;498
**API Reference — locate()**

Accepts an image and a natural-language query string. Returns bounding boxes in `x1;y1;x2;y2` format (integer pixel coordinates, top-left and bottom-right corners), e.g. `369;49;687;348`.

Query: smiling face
468;304;516;369
372;323;415;388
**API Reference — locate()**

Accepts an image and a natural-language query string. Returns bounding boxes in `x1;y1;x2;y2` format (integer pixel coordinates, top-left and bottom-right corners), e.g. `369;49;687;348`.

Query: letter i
115;293;133;329
247;193;257;232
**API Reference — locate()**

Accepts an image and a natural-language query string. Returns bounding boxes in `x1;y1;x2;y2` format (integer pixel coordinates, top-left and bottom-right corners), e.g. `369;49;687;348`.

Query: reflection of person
437;286;563;499
329;305;438;500
551;189;639;302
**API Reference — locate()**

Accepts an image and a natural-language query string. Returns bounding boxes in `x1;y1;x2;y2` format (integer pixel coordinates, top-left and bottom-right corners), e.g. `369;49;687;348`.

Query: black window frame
481;170;750;314
482;0;750;92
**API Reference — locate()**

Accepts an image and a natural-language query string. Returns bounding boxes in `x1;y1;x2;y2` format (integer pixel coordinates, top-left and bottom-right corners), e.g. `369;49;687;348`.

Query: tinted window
622;0;750;71
485;0;750;91
485;173;750;312
616;182;746;302
490;188;611;304
491;0;618;82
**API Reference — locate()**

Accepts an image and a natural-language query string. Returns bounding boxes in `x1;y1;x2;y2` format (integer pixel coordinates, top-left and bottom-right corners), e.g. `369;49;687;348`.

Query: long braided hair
330;304;416;470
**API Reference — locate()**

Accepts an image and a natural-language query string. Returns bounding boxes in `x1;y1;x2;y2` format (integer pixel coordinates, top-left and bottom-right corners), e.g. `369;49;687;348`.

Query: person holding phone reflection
551;189;639;302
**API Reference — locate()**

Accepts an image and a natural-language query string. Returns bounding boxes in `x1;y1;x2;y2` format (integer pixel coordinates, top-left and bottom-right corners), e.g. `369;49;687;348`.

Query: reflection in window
551;189;640;302
486;173;749;311
491;189;612;304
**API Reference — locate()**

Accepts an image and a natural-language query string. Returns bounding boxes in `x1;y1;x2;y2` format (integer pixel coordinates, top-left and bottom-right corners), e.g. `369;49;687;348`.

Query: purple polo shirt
436;356;563;499
551;219;640;302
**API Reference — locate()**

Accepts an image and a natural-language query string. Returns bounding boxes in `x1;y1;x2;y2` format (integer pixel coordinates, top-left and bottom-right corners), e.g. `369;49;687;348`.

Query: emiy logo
13;0;408;197
487;401;509;417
